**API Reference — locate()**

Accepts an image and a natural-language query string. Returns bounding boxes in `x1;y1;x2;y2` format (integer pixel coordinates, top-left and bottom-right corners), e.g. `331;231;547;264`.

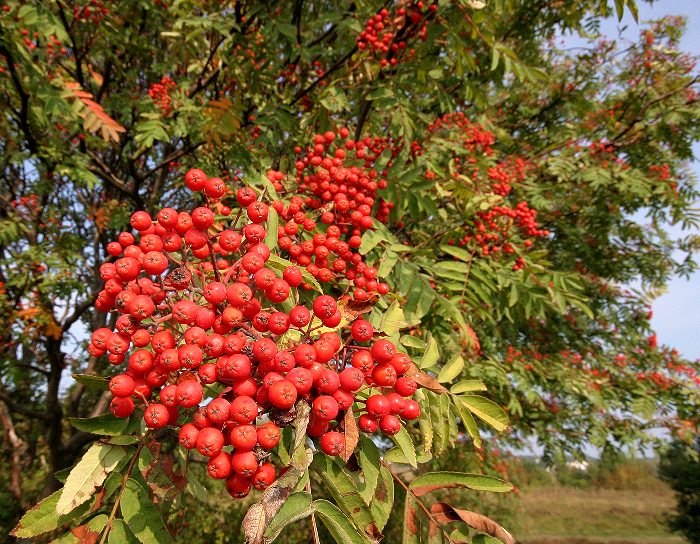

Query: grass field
515;484;683;544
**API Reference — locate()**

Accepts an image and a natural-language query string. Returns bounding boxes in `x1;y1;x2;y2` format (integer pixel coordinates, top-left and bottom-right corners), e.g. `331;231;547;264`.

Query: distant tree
659;438;700;544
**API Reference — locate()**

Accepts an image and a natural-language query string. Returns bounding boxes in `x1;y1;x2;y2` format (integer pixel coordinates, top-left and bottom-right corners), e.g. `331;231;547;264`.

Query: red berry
109;374;135;397
229;396;259;424
371;339;396;364
379;414;401;435
257;422;281;450
339;367;364;391
178;423;200;449
268;379;298;409
144;403;170;429
312;395;339;420
283;266;303;287
206;397;231;425
401;399;421;420
312;295;337;319
231;451;258;477
358;414;379;433
351;319;374;342
110;396;135;418
208;452;232;479
185;168;207;191
176;380;204;408
229;424;258;451
320;431;345;456
252;462;276;490
196;427;225;457
395;377;417;397
366;394;391;418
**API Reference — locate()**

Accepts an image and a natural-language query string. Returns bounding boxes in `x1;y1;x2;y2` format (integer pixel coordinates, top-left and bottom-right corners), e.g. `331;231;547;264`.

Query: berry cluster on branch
90;163;423;499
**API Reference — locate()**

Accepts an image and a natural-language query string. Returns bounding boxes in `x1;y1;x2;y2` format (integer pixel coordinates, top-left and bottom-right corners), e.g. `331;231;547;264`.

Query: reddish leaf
403;496;420;543
339;298;377;319
429;502;515;544
405;363;448;394
66;81;126;143
340;406;359;462
71;524;100;544
465;323;481;353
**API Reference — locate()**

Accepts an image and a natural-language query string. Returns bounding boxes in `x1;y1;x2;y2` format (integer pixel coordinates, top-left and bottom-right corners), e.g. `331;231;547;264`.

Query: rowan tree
1;0;698;542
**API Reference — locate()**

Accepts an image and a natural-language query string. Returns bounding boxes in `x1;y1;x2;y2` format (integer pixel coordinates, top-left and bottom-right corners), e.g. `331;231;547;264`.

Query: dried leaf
405;363;448;394
339;298;377;320
65;81;126;142
402;496;420;544
243;503;266;544
71;523;100;544
244;449;312;544
429;503;515;544
340;407;359;462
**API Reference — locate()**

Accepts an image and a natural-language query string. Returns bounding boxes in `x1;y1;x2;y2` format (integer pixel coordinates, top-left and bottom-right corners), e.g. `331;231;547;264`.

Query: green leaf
472;535;507;544
377;249;399;278
108;436;139;445
267;254;322;292
10;490;85;538
56;442;127;515
72;373;110;391
357;435;381;504
389;426;418;468
264;208;279;251
120;479;170;544
409;471;513;496
359;229;384;255
263;492;314;542
314;499;369;544
369;465;394;531
458;395;509;432
68;414;131;436
400;335;426;349
450;380;487;394
310;456;378;537
419;333;440;369
451;400;482;448
109;519;140;544
437;355;464;383
380;301;407;336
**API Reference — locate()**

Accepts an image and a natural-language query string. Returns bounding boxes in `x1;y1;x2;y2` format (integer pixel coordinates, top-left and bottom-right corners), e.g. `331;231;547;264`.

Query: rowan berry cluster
148;76;176;116
90;167;422;499
430;113;547;269
266;128;393;300
357;3;434;68
73;0;108;24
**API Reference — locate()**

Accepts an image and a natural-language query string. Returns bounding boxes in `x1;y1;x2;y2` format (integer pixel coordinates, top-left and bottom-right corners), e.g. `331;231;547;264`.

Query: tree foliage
1;0;699;542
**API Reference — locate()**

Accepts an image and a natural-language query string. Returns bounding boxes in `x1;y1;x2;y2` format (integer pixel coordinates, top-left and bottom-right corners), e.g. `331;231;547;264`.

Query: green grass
515;484;683;544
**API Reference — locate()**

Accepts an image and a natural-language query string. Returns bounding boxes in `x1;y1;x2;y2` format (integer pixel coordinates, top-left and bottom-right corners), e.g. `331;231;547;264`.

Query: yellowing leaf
65;82;126;143
56;443;126;515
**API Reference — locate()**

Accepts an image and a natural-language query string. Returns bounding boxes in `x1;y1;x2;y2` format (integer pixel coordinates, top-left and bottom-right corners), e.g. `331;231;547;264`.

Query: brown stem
305;480;320;544
0;401;28;505
381;460;458;544
100;441;145;544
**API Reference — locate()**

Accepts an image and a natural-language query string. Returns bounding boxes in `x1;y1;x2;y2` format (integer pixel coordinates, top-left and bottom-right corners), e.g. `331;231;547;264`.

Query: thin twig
305;480;320;543
381;460;458;544
99;441;145;544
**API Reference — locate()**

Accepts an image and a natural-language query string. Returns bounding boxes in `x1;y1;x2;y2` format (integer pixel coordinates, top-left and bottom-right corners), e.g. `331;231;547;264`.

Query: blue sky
599;1;700;360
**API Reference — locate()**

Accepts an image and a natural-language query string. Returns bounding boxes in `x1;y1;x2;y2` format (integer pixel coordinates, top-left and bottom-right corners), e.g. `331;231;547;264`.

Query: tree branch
0;389;50;421
292;47;357;105
0;43;39;153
